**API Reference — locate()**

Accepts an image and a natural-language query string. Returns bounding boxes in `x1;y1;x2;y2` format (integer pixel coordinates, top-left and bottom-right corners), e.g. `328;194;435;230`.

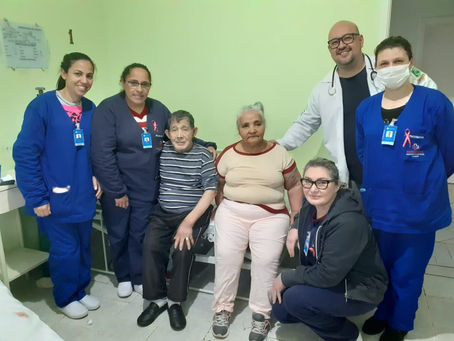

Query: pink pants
212;199;290;318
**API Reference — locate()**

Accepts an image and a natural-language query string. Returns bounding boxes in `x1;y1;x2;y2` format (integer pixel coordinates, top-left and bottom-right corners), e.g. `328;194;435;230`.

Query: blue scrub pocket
400;131;435;195
49;189;73;217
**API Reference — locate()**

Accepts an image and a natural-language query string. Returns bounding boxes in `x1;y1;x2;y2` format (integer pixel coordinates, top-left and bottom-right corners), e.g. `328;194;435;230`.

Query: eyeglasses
127;80;151;89
301;178;336;190
327;33;360;49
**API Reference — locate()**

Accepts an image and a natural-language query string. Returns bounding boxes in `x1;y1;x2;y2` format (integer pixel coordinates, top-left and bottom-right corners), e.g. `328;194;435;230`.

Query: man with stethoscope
277;20;436;186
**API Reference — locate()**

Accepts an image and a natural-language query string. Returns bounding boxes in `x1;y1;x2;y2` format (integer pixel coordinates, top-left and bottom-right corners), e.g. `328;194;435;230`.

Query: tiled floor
8;246;454;341
7;184;454;340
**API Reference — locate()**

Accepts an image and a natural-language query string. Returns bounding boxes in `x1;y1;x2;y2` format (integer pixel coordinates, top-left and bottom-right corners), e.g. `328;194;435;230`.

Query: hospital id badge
73;129;85;146
381;125;397;146
142;132;152;149
303;231;311;256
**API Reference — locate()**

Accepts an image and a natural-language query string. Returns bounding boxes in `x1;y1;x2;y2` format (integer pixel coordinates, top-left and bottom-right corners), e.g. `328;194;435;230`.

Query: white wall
420;18;454;102
390;0;454;46
390;0;454;98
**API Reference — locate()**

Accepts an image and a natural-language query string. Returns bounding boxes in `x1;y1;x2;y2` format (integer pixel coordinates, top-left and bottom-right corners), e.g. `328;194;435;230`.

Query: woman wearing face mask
13;52;102;319
356;36;454;341
91;63;216;298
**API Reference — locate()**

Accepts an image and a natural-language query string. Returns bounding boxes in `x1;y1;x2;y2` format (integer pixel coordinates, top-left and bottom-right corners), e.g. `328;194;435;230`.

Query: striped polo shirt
158;141;218;213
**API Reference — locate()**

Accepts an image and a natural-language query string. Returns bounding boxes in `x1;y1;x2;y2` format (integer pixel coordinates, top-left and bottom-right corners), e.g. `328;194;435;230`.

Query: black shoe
379;327;408;341
137;302;168;327
168;304;186;331
362;317;387;335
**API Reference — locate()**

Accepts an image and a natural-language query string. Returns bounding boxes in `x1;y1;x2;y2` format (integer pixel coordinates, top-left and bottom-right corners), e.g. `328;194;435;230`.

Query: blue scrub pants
272;282;375;341
372;229;436;331
37;219;92;308
100;193;154;285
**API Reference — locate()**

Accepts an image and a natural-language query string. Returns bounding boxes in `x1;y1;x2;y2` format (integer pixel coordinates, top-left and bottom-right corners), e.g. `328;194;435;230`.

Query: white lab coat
277;54;437;183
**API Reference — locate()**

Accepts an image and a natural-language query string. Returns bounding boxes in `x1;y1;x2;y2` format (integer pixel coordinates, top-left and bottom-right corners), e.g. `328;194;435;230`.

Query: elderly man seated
137;110;218;331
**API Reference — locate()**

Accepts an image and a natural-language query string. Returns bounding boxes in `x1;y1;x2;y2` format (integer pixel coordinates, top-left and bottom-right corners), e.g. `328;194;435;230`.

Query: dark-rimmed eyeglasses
301;178;336;190
127;80;151;89
327;33;360;49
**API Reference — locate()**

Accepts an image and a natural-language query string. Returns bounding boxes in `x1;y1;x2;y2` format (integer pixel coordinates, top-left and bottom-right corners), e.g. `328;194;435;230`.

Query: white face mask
375;64;411;90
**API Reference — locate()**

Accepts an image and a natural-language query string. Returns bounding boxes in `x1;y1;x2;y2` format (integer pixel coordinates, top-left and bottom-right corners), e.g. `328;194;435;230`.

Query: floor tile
409;292;437;339
6;246;454;341
426;264;454;278
423;274;454;299
431;243;454;267
436;334;454;341
426;296;454;335
436;225;454;242
271;321;322;340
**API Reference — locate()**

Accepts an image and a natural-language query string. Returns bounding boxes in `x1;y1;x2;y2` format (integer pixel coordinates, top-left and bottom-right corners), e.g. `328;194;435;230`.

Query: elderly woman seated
211;102;303;341
269;157;388;341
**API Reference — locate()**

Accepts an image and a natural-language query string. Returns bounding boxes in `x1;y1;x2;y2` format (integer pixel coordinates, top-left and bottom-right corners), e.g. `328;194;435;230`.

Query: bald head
327;20;364;75
328;21;359;40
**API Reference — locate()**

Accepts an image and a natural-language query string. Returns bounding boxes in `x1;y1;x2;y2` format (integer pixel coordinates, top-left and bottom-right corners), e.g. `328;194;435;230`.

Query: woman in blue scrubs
356;36;454;341
13;52;102;319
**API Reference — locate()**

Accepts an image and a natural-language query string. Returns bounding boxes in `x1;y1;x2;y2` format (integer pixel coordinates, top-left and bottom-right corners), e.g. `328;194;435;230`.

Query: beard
334;49;355;67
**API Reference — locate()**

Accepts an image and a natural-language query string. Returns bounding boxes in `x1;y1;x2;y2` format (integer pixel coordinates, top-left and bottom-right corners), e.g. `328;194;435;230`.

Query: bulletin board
0;19;49;69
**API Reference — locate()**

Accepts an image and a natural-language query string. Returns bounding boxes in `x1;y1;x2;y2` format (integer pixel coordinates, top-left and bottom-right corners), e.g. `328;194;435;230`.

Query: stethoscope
328;54;377;96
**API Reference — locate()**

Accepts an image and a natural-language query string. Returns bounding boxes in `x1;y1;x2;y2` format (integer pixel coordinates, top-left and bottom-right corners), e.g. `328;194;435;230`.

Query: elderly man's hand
174;219;194;251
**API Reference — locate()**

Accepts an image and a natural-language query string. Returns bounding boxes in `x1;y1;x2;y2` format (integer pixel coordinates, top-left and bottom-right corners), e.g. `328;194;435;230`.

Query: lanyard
70;111;82;127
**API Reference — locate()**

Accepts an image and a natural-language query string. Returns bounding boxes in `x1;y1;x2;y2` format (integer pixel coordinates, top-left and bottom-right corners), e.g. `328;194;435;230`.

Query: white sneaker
133;284;143;296
60;301;88;319
79;294;100;310
117;281;133;298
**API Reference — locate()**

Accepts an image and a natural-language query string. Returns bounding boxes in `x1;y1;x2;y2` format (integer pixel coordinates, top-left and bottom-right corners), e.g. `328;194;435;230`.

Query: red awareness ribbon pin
402;129;411;148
